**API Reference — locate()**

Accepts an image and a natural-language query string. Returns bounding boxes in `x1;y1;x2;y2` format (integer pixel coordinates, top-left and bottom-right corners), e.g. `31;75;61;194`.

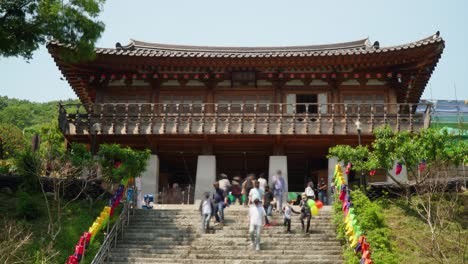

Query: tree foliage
98;144;151;183
0;0;105;60
328;126;468;187
0;123;25;159
0;96;79;130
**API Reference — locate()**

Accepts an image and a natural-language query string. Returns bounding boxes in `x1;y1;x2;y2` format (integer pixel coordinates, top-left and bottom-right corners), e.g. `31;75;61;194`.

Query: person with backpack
199;192;213;233
231;176;243;205
271;170;286;213
218;173;231;193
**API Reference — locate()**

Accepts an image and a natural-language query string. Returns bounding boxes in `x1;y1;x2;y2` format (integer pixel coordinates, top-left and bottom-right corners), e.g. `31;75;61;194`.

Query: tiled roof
48;32;443;59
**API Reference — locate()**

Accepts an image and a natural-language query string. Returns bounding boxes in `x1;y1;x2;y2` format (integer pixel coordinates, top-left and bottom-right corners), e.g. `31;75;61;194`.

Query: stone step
126;226;335;232
106;256;342;264
123;230;336;237
133;213;335;218
108;206;342;263
117;239;341;246
108;252;342;260
109;248;343;255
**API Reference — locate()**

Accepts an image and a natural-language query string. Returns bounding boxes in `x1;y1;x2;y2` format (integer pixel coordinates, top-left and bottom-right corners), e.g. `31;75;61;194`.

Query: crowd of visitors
198;171;328;250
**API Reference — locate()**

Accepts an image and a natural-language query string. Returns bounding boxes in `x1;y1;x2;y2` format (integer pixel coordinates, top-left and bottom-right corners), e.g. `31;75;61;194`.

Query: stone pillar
268;156;288;202
328;157;344;205
139;155;159;206
194;155;216;204
387;161;408;184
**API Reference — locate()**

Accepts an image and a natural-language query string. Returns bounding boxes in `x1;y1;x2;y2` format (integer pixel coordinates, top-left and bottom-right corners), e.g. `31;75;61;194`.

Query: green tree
329;126;467;188
329;127;468;263
0;123;25;159
98;144;151;183
0;0;105;60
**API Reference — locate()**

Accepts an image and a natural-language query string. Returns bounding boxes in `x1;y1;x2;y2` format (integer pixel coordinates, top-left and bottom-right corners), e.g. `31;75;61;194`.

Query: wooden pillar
202;136;213;155
205;81;215;113
150;80;160;103
273;79;284;113
273;135;285;155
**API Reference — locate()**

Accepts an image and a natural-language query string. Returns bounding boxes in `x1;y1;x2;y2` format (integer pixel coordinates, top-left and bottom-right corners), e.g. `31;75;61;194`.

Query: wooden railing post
330;103;335;134
384;105;388;124
396;104;400;132
342;104;346;134
99;104;104;134
111;104;116;134
318;103;322;134
149;104;154;134
124;104;129;134
137;104;142;134
162;104;167;133
175;103;180;134
409;103;413;132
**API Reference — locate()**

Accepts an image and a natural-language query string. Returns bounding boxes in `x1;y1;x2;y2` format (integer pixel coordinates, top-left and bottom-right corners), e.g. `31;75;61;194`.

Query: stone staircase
107;204;343;264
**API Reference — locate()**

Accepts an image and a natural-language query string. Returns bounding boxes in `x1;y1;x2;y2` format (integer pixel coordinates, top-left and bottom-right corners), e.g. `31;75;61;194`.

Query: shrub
333;189;400;264
16;191;42;220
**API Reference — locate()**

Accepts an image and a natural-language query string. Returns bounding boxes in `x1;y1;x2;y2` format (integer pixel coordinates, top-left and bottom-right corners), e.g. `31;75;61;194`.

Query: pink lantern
395;162;403;175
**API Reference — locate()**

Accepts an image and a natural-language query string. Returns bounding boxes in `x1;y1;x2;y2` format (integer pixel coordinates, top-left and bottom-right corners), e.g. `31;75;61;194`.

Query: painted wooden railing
58;103;431;136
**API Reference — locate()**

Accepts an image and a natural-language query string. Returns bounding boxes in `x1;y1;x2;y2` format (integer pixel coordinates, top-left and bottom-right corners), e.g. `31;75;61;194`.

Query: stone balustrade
58;103;431;136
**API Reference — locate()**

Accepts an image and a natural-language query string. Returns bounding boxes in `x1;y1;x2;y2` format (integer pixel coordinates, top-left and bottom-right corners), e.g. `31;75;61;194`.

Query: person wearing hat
218;173;231;193
248;198;266;250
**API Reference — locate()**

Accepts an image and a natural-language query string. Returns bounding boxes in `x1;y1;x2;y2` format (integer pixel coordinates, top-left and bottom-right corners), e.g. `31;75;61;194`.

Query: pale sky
1;0;467;102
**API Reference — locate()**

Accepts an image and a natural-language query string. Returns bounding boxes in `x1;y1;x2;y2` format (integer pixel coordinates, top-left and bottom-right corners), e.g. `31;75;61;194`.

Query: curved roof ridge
380;31;443;50
126;38;370;53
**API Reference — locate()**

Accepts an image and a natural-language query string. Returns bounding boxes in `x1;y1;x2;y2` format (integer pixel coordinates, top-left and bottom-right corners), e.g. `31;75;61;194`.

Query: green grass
382;195;468;264
0;190;120;263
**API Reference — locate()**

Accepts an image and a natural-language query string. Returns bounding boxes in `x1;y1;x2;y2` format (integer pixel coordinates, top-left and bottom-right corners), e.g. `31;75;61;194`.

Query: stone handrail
58;103;432;136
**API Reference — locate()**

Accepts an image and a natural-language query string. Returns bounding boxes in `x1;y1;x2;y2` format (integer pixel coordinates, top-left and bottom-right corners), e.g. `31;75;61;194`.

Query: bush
16;191;42;220
333;189;400;264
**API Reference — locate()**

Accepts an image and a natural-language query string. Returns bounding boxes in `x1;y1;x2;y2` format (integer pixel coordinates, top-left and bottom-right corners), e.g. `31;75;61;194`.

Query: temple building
48;32;444;203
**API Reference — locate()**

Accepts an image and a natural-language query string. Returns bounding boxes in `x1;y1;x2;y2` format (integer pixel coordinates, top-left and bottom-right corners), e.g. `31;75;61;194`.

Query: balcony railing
58;103;432;136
